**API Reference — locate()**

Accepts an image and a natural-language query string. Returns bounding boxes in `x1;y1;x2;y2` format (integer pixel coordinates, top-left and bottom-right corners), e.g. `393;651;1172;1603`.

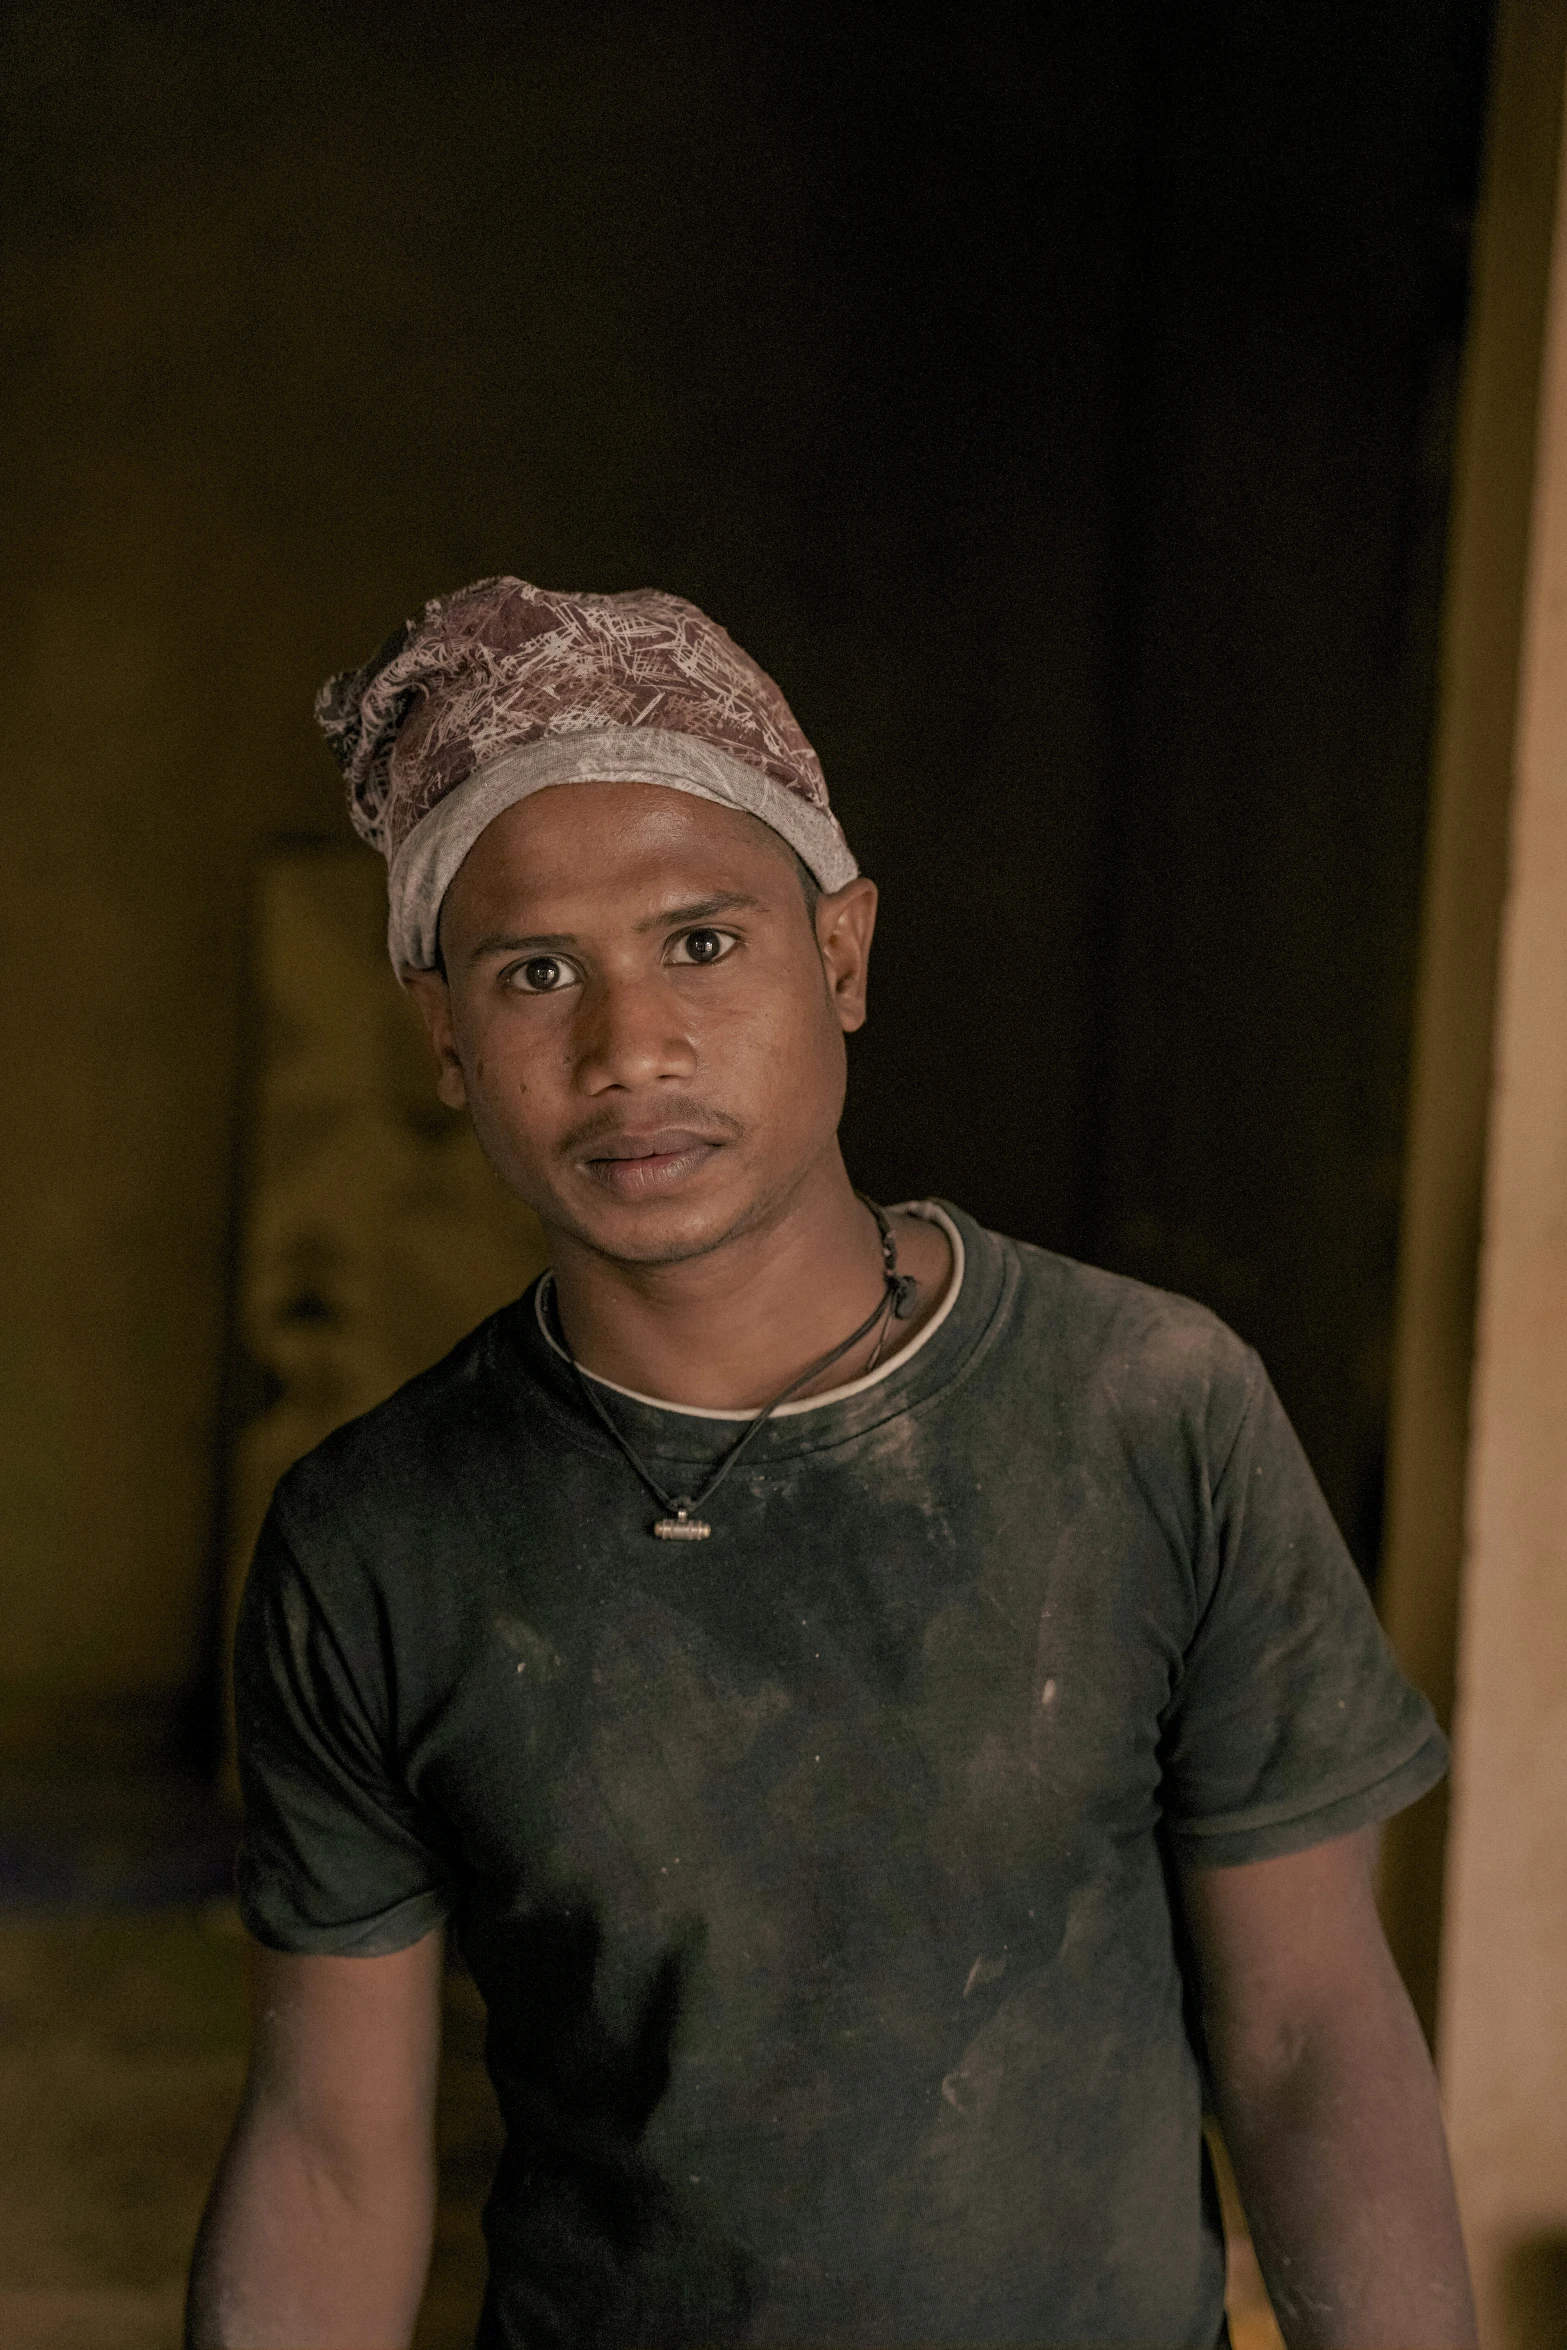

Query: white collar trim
534;1201;965;1421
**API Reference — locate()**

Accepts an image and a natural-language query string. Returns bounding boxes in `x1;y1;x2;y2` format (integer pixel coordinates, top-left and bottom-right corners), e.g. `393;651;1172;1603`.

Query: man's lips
576;1128;727;1199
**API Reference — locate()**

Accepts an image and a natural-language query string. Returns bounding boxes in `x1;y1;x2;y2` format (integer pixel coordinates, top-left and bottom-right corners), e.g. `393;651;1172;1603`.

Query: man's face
407;779;876;1266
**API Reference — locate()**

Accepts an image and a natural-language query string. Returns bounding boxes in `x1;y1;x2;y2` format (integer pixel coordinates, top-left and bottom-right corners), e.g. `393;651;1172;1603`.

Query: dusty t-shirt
234;1204;1445;2350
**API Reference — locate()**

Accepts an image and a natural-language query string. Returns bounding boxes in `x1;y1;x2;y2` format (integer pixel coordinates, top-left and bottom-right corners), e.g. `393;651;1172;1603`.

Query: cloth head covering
315;575;858;970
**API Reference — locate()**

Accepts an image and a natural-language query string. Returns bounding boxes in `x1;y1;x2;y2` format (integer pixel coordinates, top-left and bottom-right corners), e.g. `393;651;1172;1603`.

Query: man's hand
1182;1828;1476;2350
185;1928;445;2349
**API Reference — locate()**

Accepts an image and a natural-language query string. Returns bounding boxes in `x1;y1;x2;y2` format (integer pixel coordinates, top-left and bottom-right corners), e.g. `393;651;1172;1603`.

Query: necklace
545;1197;920;1540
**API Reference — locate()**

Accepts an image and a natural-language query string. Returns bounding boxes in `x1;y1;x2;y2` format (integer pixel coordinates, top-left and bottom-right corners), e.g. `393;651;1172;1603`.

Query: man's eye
504;954;579;994
669;928;736;967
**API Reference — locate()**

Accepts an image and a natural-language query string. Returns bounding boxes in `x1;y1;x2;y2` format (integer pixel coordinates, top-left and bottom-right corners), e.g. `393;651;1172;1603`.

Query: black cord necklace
545;1197;921;1540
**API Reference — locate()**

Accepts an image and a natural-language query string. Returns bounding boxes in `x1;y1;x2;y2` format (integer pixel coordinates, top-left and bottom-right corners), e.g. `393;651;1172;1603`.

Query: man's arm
186;1928;445;2349
1181;1827;1476;2350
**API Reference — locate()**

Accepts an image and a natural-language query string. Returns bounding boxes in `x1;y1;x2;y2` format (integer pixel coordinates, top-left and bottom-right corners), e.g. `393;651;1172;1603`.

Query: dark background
1;0;1496;1756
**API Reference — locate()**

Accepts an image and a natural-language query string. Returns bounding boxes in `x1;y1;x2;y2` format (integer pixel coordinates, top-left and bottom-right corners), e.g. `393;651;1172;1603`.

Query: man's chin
576;1209;748;1270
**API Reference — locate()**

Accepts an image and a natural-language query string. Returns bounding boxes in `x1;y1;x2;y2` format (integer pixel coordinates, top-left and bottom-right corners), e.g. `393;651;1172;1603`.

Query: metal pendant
652;1507;711;1541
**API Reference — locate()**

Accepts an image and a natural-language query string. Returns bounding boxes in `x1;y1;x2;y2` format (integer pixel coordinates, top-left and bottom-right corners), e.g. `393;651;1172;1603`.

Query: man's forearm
1215;1986;1476;2350
185;2094;436;2349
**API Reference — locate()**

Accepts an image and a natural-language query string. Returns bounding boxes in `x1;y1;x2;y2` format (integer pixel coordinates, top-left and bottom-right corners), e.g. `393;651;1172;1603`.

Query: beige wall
1378;0;1567;2043
1376;11;1567;2334
1437;45;1567;2340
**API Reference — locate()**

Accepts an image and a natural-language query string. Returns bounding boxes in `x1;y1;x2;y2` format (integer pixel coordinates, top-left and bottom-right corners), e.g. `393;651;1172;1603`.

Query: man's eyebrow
465;930;577;964
633;891;764;932
463;893;766;967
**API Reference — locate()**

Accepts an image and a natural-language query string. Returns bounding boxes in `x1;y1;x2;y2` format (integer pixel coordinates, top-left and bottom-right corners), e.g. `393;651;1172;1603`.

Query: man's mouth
579;1128;725;1200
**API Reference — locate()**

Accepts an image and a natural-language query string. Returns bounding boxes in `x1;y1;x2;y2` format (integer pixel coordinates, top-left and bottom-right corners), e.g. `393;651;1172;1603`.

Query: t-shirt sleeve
1160;1350;1447;1868
232;1504;459;1955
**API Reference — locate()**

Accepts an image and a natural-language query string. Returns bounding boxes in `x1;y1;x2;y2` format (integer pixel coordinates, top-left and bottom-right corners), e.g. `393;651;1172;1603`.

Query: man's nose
575;973;699;1091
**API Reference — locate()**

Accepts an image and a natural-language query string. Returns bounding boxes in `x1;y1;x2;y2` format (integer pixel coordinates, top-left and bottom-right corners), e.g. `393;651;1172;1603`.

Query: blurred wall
0;2;1492;1766
1378;0;1567;2044
1434;24;1567;2338
1082;11;1490;1567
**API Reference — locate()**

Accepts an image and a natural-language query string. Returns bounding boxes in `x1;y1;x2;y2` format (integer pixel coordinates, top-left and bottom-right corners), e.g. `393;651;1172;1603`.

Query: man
188;578;1476;2349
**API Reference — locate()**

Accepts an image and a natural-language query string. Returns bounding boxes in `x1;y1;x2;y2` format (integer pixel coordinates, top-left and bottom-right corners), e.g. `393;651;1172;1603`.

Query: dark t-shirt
234;1205;1444;2350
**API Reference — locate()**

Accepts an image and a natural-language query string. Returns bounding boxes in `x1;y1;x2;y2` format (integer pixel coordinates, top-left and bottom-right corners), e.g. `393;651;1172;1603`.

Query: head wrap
315;575;858;970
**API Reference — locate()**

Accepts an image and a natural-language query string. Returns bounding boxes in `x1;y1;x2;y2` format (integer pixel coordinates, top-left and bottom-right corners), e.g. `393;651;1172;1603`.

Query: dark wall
0;0;1493;1746
818;5;1490;1580
816;5;1490;1580
1074;7;1493;1570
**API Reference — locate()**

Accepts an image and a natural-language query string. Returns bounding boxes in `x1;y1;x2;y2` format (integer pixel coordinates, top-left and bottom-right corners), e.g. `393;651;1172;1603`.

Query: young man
188;579;1476;2349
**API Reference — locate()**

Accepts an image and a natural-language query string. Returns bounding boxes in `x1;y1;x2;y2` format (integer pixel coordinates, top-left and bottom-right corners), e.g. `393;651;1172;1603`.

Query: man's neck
543;1156;953;1411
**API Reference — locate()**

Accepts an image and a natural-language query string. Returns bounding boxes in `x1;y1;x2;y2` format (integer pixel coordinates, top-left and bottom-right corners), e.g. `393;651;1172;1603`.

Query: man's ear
402;968;468;1110
815;876;878;1034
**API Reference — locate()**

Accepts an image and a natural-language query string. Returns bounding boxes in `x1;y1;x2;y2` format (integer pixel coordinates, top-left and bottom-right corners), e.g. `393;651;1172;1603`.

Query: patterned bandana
315;576;858;970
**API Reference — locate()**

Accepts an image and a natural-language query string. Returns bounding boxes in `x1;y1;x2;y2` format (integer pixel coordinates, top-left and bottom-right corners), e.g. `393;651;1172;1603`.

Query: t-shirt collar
531;1200;966;1422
